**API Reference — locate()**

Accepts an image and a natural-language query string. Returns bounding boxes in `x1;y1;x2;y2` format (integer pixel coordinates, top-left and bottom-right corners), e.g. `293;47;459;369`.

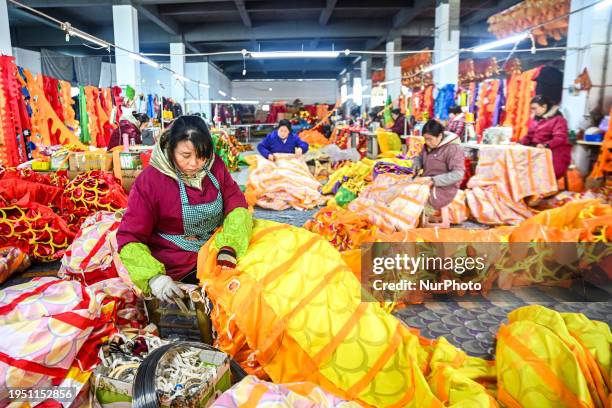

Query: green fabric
79;86;90;143
149;137;214;190
119;242;165;293
383;95;394;128
214;207;253;258
335;187;357;207
124;85;135;101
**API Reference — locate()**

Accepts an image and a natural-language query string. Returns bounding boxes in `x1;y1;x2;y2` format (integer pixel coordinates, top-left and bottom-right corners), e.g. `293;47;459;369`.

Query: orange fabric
589;107;612;179
475;80;501;136
504;68;539;141
242;383;271;408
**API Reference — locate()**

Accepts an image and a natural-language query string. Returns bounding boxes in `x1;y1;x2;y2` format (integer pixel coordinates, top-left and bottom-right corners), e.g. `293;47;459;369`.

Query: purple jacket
520;107;571;179
257;130;309;157
117;154;247;280
417;132;465;209
107;120;141;150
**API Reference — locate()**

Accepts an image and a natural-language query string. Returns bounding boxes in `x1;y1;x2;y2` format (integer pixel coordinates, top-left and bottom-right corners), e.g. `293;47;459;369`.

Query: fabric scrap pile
245;155;326;210
212;130;245;172
304;206;378;251
348;174;431;234
196;220;611;408
466;144;558;224
322;159;374;204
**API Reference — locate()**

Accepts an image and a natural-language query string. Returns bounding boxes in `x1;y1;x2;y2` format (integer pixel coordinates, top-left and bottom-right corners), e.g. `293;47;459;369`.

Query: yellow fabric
376;130;402;153
497;305;611;408
197;220;497;407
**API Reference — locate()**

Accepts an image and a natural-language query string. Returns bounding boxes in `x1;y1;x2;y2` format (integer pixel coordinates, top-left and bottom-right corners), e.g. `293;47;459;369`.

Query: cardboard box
92;347;231;408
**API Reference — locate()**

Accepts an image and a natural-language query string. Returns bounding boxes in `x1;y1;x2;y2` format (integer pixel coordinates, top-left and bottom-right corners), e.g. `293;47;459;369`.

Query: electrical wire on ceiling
7;0;612;83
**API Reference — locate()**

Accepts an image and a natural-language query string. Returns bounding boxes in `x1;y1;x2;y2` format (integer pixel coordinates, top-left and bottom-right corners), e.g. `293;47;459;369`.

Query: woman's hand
536;143;546;148
268;154;275;161
413;177;434;186
149;275;184;302
294;147;303;157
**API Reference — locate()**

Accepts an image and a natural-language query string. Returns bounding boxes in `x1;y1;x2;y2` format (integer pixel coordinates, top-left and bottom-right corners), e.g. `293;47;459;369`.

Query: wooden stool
421;206;451;228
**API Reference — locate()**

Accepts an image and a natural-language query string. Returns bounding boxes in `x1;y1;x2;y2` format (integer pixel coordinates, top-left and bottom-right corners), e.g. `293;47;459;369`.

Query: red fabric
111;86;123;123
520;113;571;178
43;76;63;122
0;179;64;208
0;56;28;166
106;120;141;150
117;155;248;280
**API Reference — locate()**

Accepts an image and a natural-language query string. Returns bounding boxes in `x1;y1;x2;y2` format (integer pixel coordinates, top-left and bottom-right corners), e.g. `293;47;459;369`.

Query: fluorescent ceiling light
231;97;237;101
422;56;457;73
218;90;227;97
250;51;340;59
186;99;259;105
199;83;210;89
596;0;612;9
362;95;371;99
173;73;190;82
472;33;529;52
66;27;109;48
129;53;160;69
378;80;396;86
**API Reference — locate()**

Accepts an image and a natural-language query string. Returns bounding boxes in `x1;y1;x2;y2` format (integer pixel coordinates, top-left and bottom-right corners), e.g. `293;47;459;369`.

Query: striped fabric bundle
447;189;470;225
348;174;430;233
466;145;557;225
246;154;326;211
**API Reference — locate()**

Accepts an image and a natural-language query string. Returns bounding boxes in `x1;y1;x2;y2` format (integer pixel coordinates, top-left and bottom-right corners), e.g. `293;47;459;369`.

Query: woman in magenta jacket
520;95;572;179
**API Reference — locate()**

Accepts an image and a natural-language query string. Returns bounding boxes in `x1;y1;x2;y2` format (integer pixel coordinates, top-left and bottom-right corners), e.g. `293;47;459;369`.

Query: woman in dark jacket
520;95;572;179
107;112;149;150
389;108;408;136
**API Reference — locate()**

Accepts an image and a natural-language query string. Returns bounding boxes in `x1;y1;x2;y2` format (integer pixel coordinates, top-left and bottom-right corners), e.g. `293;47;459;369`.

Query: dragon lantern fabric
245;155;325;210
348;174;431;234
197;220;612;407
0;277;119;407
504;68;539;141
0;56;30;167
466;145;558;225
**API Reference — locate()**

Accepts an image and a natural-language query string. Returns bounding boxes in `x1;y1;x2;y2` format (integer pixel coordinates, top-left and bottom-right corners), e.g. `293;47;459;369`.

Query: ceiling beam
182;20;438;43
136;5;179;35
319;0;338;25
10;0;110;6
234;0;252;28
462;0;522;25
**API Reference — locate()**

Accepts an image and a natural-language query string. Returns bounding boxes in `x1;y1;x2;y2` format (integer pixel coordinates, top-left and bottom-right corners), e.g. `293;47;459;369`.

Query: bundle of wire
132;341;246;408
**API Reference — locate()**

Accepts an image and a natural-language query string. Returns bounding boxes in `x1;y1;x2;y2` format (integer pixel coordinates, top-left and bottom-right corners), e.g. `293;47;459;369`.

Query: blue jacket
257;130;309;158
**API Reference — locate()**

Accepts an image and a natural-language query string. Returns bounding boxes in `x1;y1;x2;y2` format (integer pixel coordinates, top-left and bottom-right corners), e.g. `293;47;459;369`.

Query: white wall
139;63;171;95
232;79;337;105
12;47;41;75
209;64;232;100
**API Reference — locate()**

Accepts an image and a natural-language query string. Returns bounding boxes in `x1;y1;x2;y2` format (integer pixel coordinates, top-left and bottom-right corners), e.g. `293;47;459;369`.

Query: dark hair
278;119;292;132
422;119;445;137
531;95;553;110
161;115;214;161
391;108;402;116
133;112;149;125
448;106;462;115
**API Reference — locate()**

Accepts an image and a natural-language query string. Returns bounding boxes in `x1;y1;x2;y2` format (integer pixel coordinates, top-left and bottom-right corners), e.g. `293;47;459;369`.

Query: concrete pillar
360;58;370;116
112;5;140;89
170;42;186;112
345;72;354;119
200;61;212;122
433;0;460;87
562;0;612;131
385;38;402;102
0;0;12;56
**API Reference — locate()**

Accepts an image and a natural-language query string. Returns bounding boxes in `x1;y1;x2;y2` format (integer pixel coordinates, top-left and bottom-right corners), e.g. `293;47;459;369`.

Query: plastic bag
334;186;357;207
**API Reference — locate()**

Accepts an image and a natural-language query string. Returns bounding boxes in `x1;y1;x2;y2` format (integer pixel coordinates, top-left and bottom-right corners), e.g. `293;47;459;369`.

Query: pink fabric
116;155;247;280
520;114;571;178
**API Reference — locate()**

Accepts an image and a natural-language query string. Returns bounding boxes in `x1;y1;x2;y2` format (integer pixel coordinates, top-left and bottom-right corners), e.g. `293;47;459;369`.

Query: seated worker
446;106;466;140
388;108;409;136
520;95;572;179
117;115;253;302
413;119;465;210
257;119;309;161
107;111;149;150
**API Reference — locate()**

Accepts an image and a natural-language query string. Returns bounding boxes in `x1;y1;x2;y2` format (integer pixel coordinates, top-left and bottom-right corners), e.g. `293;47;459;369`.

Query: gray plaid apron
159;168;224;252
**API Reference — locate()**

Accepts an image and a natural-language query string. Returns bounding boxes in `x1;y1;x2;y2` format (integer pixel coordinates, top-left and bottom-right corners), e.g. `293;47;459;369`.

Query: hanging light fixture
129;52;160;69
251;51;340;59
472;33;529;52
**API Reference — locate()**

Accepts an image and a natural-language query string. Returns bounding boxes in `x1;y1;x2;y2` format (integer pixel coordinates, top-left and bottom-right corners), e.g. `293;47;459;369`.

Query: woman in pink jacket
520;95;572;179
